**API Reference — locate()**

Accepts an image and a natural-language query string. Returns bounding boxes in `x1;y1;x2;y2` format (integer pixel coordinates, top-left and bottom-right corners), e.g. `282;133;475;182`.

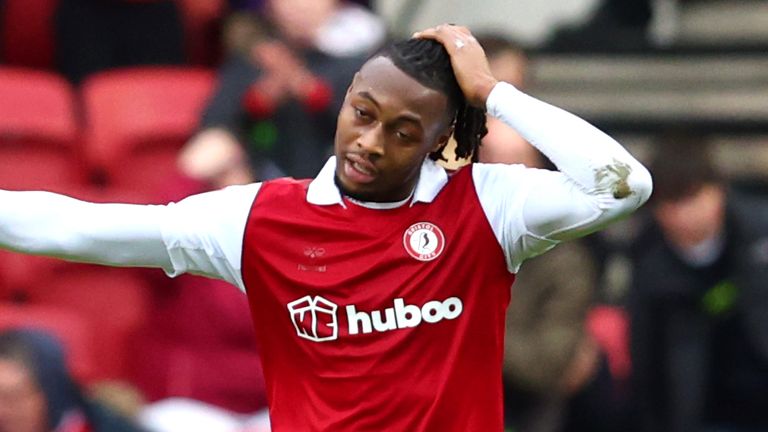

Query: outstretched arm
0;190;172;268
0;185;260;290
417;25;652;269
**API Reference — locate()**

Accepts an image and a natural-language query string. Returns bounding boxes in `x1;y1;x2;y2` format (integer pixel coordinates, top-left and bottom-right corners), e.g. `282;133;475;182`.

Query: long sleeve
0;183;260;290
0;190;172;268
474;82;653;271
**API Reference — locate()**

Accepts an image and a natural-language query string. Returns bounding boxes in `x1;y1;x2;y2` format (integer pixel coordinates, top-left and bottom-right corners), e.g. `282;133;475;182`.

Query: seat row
0;66;215;198
1;0;226;69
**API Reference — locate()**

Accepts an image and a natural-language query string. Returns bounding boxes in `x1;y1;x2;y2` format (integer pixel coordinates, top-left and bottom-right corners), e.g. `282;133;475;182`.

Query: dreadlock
379;38;488;162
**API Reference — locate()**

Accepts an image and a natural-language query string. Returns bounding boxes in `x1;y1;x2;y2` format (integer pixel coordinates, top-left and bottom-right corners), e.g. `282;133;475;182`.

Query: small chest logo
403;222;445;262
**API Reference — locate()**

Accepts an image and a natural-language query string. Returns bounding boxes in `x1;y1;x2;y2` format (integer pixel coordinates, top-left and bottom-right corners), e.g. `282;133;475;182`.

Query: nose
356;124;384;157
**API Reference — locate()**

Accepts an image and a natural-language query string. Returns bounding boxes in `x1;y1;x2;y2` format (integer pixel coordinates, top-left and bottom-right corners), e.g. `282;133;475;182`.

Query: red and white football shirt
0;81;653;431
241;166;514;431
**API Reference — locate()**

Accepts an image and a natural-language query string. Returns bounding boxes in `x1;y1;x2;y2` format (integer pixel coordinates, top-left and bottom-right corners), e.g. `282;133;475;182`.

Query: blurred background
1;1;767;431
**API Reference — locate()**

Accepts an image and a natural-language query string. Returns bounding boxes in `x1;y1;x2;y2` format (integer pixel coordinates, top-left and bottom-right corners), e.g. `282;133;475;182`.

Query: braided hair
380;38;488;162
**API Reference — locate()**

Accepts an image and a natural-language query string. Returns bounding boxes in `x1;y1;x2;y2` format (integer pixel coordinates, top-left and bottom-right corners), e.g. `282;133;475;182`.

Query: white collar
306;156;449;207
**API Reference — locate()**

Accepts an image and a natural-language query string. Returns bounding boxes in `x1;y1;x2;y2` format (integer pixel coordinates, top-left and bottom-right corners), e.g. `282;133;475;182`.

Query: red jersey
241;167;514;431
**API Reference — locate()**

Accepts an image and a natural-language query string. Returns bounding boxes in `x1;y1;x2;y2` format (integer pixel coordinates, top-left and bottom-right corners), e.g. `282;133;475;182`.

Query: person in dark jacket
0;328;147;432
629;136;768;432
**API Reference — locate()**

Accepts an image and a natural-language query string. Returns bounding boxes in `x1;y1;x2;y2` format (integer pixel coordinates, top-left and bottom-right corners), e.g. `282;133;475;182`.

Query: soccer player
0;25;652;431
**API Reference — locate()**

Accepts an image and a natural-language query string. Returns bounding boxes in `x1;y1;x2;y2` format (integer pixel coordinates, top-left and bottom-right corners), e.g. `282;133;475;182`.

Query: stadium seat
0;0;59;69
23;264;154;381
0;250;60;302
0;303;97;382
81;67;214;197
0;67;85;191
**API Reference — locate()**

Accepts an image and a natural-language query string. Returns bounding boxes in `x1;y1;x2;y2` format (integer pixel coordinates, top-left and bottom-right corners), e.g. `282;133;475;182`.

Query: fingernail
412;32;421;38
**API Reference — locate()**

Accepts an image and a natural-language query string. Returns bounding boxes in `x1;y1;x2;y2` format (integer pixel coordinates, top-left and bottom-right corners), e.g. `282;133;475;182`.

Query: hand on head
414;25;498;108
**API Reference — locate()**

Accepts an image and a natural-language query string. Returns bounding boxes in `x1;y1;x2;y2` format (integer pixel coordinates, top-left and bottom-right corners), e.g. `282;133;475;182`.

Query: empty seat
0;303;96;382
0;67;85;191
81;67;214;196
23;264;153;381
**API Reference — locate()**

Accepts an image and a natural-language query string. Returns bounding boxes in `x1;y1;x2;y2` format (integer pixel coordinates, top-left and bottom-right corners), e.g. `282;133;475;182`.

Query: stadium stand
0;303;96;382
22;264;153;381
0;67;85;191
81;67;214;198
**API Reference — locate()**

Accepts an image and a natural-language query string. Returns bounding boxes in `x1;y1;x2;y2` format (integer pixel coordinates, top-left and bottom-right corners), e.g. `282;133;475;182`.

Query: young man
0;25;652;431
630;138;768;432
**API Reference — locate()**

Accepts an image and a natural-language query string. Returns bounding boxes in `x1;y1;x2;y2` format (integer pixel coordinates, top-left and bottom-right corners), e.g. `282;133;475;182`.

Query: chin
341;183;377;202
334;172;371;201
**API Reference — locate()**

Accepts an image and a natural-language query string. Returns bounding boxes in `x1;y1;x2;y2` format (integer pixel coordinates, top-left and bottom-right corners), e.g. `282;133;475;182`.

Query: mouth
342;154;377;184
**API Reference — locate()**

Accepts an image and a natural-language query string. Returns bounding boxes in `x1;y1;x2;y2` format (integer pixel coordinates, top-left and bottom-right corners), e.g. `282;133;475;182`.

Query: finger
413;23;455;39
413;26;469;53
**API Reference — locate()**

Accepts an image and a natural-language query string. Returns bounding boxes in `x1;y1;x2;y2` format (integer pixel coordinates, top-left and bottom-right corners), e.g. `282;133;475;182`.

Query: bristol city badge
403;222;446;262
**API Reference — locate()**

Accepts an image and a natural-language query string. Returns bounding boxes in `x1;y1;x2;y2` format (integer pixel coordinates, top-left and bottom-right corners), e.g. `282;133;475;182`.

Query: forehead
353;56;450;122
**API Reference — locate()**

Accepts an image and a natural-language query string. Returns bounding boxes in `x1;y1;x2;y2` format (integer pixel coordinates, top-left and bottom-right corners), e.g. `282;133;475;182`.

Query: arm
417;25;652;270
0;184;260;290
480;80;652;244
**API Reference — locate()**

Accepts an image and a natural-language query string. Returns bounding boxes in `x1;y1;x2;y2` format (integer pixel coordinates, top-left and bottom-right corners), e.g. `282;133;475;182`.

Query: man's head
334;38;487;202
649;135;726;251
0;332;48;432
0;330;86;432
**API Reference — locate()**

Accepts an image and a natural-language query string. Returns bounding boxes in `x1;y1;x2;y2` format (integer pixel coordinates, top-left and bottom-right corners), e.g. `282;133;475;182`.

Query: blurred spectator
54;0;185;84
0;328;147;432
503;235;601;432
630;135;768;432
474;35;632;432
475;35;530;165
178;0;386;188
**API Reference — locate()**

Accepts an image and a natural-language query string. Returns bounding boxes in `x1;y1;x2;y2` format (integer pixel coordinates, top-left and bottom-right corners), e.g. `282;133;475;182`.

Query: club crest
403;222;445;262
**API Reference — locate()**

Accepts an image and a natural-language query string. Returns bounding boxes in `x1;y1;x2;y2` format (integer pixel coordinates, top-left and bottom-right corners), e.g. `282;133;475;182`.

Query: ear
431;125;454;153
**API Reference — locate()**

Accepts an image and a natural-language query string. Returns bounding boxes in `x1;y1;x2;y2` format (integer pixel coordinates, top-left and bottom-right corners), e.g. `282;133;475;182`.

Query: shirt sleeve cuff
485;81;523;120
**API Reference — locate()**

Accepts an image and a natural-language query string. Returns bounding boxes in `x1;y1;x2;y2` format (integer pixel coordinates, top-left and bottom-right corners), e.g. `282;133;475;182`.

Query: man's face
654;183;726;250
0;359;47;432
334;56;453;202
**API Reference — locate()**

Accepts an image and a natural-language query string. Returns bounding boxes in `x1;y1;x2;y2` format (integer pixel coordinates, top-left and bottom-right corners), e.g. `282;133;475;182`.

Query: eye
396;131;412;141
353;107;370;120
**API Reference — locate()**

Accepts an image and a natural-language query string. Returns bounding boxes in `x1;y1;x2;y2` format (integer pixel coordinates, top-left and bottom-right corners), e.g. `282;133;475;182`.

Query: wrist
474;77;499;108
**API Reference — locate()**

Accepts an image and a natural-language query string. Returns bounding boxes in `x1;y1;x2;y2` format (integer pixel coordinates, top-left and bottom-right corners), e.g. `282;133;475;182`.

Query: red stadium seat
0;0;59;69
23;264;154;381
0;250;60;301
0;67;85;191
81;67;214;197
0;303;97;383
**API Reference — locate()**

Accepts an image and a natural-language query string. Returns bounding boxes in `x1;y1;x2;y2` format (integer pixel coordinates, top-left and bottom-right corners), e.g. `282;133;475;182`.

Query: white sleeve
0;184;261;291
162;183;261;291
475;82;653;272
